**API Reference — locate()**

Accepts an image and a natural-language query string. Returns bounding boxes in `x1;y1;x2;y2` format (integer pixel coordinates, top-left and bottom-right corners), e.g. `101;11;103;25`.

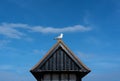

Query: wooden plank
57;49;60;70
53;52;56;70
63;51;65;70
59;49;61;71
64;52;67;70
61;50;63;70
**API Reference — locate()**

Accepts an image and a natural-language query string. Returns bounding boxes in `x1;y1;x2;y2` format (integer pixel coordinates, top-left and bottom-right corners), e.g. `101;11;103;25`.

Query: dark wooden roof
30;40;90;77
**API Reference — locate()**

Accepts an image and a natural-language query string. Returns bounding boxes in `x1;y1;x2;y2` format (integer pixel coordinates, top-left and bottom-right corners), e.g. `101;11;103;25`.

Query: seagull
54;33;64;40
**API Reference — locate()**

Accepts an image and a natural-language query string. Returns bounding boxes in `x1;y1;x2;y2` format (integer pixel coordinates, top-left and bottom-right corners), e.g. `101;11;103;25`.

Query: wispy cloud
9;0;32;8
33;49;46;54
0;23;92;39
0;23;27;39
83;10;91;25
76;51;120;71
31;25;91;33
0;40;10;49
0;65;14;70
76;51;94;59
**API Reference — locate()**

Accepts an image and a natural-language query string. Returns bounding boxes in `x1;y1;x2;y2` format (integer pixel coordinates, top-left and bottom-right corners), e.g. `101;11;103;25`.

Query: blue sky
0;0;120;81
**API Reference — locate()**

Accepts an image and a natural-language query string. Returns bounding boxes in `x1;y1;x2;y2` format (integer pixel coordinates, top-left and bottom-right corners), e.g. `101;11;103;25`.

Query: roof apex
30;40;91;73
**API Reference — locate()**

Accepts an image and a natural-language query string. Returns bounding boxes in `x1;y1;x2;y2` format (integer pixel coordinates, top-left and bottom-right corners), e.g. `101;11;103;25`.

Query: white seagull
54;33;64;40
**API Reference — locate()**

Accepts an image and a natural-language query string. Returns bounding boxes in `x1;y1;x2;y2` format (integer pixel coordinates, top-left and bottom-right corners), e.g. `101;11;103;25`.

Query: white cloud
2;23;29;28
0;23;92;39
0;23;27;39
31;25;92;33
0;27;25;39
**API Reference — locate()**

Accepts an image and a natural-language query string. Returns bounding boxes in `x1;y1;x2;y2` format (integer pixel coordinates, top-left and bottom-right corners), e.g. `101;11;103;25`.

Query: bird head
60;33;63;37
